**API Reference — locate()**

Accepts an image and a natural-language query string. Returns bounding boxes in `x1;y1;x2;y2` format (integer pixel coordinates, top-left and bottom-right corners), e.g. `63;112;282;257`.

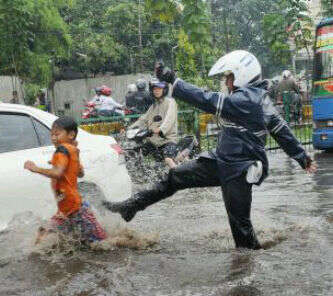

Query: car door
0;112;56;229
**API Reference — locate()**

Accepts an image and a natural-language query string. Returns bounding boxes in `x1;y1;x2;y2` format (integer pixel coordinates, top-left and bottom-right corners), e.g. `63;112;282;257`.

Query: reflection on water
0;151;332;295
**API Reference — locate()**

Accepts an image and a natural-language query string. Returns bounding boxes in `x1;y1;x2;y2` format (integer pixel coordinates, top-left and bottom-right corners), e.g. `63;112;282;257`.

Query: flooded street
0;150;332;296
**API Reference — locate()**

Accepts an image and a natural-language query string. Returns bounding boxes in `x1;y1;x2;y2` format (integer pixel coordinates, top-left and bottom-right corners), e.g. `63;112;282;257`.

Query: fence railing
79;94;313;152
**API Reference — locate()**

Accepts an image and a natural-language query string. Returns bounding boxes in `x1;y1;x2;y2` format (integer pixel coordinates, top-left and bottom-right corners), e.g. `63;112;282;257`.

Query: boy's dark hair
52;116;78;138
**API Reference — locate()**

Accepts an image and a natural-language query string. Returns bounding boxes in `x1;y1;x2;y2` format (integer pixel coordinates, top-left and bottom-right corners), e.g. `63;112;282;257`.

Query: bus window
314;49;333;81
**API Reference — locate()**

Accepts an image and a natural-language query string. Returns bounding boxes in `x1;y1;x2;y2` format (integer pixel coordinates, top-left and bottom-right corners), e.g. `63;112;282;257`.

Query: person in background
277;70;300;95
35;89;47;111
128;78;178;169
277;70;302;122
90;85;124;117
132;79;154;113
24;116;107;245
10;90;19;104
125;83;138;113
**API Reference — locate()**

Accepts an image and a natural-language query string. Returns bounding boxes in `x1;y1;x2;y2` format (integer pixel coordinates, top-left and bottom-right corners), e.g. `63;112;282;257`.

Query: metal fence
79;94;313;152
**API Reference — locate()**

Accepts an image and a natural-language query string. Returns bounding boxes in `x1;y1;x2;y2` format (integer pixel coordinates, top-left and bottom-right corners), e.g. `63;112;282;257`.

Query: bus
312;18;333;150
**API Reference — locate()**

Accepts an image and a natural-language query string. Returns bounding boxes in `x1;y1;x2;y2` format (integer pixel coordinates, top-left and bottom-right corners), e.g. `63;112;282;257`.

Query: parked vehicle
312;17;333;150
0;103;132;230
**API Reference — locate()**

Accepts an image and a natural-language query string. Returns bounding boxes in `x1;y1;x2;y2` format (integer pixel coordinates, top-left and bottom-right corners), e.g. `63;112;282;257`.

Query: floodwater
0;150;332;296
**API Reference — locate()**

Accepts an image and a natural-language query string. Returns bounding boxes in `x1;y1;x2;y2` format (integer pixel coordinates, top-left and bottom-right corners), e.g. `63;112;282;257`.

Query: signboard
313;23;333;96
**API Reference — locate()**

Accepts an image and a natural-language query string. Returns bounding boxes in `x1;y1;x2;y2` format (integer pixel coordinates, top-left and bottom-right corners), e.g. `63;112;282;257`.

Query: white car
0;103;132;230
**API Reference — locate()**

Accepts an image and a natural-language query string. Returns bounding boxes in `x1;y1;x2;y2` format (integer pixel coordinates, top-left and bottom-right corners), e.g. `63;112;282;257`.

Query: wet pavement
0;150;332;296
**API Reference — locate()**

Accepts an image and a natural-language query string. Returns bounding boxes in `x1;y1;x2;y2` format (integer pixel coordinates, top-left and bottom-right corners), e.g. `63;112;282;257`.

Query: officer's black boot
103;193;149;222
103;177;176;222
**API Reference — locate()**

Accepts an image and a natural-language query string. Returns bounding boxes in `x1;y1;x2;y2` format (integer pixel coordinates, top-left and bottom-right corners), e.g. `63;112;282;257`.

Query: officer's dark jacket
172;79;308;184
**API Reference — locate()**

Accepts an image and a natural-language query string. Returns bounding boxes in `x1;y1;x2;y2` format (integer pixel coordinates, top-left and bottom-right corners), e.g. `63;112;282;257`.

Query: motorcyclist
90;85;124;117
278;70;300;94
277;70;302;122
125;83;139;113
130;79;154;113
104;50;317;250
128;78;178;169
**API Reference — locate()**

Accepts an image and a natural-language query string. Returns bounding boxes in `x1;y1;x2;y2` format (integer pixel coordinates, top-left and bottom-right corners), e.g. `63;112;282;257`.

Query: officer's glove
155;61;176;84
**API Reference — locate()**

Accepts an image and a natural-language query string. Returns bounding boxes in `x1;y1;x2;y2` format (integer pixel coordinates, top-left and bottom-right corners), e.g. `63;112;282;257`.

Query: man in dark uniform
104;50;317;250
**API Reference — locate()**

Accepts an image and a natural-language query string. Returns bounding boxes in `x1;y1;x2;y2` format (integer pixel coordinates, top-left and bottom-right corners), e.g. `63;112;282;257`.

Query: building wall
52;73;152;120
307;0;322;24
0;76;24;104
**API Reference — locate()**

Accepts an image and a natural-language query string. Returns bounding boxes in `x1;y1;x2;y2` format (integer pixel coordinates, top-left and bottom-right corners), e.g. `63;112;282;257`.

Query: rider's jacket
277;78;300;94
90;95;123;111
129;90;154;113
130;96;178;147
172;79;309;184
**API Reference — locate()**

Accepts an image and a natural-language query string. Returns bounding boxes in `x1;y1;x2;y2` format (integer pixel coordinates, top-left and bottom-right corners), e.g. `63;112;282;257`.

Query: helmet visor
152;82;166;89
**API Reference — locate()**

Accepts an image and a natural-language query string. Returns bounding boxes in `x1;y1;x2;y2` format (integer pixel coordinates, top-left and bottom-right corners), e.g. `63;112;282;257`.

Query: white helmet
282;70;292;79
208;50;262;87
127;83;137;92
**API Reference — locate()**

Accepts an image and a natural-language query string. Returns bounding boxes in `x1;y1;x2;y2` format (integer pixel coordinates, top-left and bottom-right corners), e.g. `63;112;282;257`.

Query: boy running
24;116;106;245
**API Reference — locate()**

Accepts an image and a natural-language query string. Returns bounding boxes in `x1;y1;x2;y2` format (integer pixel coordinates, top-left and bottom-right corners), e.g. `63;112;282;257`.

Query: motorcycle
81;102;98;119
121;128;198;183
81;103;136;120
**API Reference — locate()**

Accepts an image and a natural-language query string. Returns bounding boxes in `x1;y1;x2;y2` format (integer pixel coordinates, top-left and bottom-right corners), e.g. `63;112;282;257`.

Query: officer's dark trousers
138;157;261;249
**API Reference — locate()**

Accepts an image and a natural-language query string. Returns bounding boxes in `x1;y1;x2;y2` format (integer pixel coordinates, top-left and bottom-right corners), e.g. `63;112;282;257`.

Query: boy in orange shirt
24;116;106;245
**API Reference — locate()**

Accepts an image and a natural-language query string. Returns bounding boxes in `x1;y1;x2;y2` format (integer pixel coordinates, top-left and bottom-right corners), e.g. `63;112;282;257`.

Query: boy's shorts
49;202;107;243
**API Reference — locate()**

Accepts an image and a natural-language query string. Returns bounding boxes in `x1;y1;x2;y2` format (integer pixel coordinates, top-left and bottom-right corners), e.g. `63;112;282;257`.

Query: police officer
104;50;317;250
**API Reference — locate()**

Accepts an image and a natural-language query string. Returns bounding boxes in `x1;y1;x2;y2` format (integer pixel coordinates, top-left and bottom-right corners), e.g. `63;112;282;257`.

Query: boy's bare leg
35;226;48;245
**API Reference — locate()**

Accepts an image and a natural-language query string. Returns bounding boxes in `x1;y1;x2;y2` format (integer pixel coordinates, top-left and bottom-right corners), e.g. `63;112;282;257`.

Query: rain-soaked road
0;150;332;296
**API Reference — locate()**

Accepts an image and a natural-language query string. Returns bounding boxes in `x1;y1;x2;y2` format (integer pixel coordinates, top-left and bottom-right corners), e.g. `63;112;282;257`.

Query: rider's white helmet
127;83;137;92
208;50;262;87
282;70;292;79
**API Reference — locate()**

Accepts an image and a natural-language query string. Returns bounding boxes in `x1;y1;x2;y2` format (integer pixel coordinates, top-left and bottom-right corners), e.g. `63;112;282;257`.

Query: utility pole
138;0;144;73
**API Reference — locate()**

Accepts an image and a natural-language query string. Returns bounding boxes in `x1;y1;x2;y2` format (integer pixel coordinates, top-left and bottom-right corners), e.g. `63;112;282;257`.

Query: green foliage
0;0;71;85
181;0;211;46
262;0;313;72
145;0;183;23
175;30;196;80
321;0;333;18
23;83;41;105
262;13;292;65
0;0;319;90
209;0;285;77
